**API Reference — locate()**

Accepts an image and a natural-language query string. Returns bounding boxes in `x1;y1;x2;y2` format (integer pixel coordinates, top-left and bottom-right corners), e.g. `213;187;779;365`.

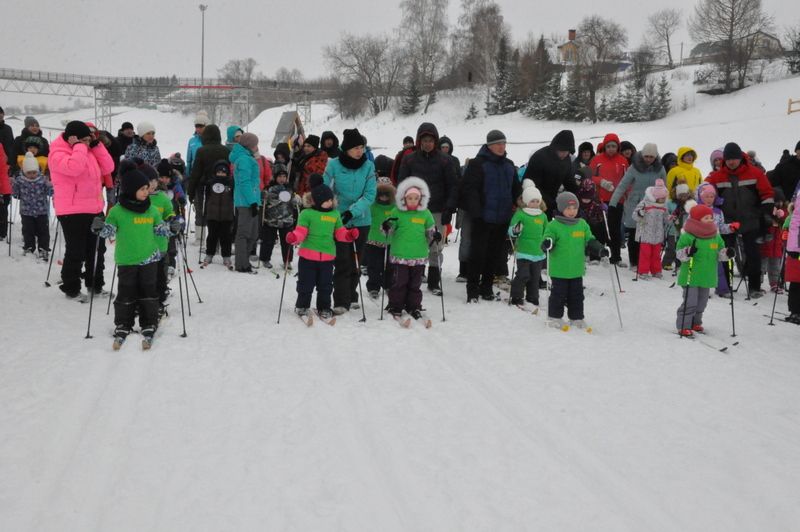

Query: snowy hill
2;74;800;531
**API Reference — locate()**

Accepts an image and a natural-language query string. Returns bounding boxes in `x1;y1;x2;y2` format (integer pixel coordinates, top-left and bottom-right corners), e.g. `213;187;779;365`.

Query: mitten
341;210;353;225
511;222;522;236
286;231;299;245
541;238;554;252
600;179;615;192
440;209;453;226
728;222;740;232
430;230;442;243
90;215;106;235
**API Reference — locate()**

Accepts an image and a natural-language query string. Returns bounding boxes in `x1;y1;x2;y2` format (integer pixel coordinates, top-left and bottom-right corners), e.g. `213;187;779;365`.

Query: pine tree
400;62;422;116
640;80;658;121
466;102;479;120
559;66;586;122
488;35;517;115
596;94;609;122
654;74;672;119
541;74;563;120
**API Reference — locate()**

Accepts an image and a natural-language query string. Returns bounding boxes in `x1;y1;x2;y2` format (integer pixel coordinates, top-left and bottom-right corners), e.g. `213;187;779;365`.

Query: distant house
557;29;580;65
689;31;784;62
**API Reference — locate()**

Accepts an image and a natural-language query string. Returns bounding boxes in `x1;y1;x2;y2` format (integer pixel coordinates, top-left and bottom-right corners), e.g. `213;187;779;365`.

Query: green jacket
388;208;435;260
105;204;164;266
677;232;725;288
509;209;548;258
149;191;175;253
297;208;343;257
367;202;395;245
543;217;597;279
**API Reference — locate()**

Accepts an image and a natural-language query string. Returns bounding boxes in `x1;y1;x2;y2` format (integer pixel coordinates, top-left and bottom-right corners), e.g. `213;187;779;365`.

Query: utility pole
199;4;208;109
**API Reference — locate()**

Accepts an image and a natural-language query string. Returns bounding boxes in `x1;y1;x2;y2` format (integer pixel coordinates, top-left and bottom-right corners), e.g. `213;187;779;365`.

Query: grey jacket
609;152;666;228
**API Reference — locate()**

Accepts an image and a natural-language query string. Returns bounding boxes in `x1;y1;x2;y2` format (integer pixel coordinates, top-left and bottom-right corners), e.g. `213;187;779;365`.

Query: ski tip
561;325;570;332
586;327;593;334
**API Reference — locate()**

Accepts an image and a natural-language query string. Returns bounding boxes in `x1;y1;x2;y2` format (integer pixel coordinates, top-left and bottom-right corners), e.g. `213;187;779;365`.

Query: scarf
683;218;717;239
523;208;543;216
339;152;367;170
118;193;151;214
554;215;580;226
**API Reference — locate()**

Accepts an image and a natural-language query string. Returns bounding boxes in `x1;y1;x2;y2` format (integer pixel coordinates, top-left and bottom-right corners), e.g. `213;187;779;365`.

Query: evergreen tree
537;74;563;120
488;35;518;115
654;74;672;119
596;94;609;122
640;80;659;121
400;62;422;115
466;102;479;120
559;66;586;122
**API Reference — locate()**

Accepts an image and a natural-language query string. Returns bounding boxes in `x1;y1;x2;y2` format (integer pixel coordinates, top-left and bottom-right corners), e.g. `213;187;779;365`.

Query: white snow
2;73;800;531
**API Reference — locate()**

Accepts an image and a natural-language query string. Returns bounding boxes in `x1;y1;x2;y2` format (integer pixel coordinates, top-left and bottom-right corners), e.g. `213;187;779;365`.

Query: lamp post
199;4;208;108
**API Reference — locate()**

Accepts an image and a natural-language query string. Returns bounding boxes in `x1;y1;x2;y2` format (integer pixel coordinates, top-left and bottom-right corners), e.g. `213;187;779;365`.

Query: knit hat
238;132;259;152
194;110;209;126
486;130;507;146
556;191;579;213
24;116;39;128
795;140;800;152
137;121;156;136
311;183;334;206
709;149;724;166
64;120;92;140
522;183;542;204
690;204;713;221
650;179;668;200
340;128;364;152
156;158;173;177
620;140;636;153
120;121;134;131
403;135;414;145
139;163;159;183
22;152;39;173
675;183;690;197
577;177;597;200
723;142;743;160
304;134;320;149
24;136;43;149
578;141;595;158
213;160;230;176
273;162;288;177
120;164;150;196
641;143;659;158
551;130;575;153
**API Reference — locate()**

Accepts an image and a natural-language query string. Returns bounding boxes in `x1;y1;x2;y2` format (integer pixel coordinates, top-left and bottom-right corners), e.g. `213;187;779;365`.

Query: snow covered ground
2;72;800;530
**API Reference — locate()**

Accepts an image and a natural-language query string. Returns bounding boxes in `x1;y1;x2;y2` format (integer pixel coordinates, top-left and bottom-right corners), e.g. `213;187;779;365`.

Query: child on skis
695;182;738;296
508;180;548;308
761;188;788;293
783;202;800;323
285;177;358;320
259;163;297;269
146;165;177;313
631;179;669;278
92;164;182;348
576;177;608;264
675;204;736;337
541;191;608;329
202;160;235;270
364;177;396;299
12;152;52;260
381;177;439;321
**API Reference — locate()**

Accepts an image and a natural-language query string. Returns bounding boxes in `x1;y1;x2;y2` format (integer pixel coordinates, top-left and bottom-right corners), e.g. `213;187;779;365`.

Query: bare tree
577;15;628;122
689;0;774;91
217;58;258;85
648;9;682;67
786;22;800;74
274;67;305;84
324;33;405;115
399;0;449;112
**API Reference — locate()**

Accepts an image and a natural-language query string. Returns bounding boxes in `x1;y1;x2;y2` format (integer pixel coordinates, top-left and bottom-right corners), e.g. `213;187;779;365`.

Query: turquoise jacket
323;157;377;228
230;143;261;207
186;133;203;175
226;125;243;148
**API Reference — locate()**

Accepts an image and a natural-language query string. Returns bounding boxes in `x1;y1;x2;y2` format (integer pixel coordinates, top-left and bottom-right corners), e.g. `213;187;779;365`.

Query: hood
602;133;621;147
438;136;454;156
374;154;394;177
550;130;575;153
321;131;339;148
695;182;723;207
19;127;43;139
709;149;724;168
415;122;440;147
226;125;243;144
376;181;397;202
631;151;663;173
201;124;222;145
577;141;595;160
676;146;697;170
395;176;430;211
273;142;291;161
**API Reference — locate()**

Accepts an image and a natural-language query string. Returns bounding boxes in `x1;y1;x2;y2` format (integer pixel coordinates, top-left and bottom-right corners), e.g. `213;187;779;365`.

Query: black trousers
0;194;11;238
156;254;169;303
625;228;640;268
364;243;393;292
205;219;232;258
587;220;608;261
789;282;800;314
21;214;50;251
114;262;159;331
510;258;544;304
736;230;763;291
259;225;293;265
57;213;106;296
467;219;508;298
607;204;623;263
548;277;585;320
333;225;369;308
295;257;334;310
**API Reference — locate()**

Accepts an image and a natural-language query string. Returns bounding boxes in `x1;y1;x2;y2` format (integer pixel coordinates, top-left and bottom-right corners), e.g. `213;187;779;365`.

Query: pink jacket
788;212;800;254
49;135;114;216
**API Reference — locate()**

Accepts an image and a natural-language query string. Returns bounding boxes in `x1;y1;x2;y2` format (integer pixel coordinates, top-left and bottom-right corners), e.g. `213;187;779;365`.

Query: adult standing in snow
705;142;775;298
0;145;10;242
186;110;209;177
397;123;458;294
589;133;630;265
116;121;135;153
323;128;377;313
390;136;415;185
11;116;50;172
522;129;579;220
459;130;521;302
769;141;800;200
123;122;161;167
609;143;666;268
321;131;341;159
187;124;230;245
0;107;14;168
231;133;262;273
291;135;329;196
49;120;115;300
225;125;243;150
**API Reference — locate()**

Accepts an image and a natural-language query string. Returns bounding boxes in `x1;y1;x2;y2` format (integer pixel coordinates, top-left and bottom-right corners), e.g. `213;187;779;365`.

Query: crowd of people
1;105;799;345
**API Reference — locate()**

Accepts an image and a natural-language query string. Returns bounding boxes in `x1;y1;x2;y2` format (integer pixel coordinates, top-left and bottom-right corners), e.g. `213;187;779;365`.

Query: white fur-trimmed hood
395;176;431;211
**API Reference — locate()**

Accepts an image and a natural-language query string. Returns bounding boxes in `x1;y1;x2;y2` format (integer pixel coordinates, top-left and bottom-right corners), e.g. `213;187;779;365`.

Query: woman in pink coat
49;121;114;300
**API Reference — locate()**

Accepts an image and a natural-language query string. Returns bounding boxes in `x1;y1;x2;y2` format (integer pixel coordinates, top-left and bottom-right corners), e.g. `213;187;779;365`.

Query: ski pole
178;276;188;337
353;240;367;322
7;196;13;257
507;235;518;306
608;254;624;330
106;263;117;315
85;234;101;339
602;209;624;293
728;258;737;337
380;244;388;320
44;220;60;287
679;256;694;337
276;242;292;324
767;243;787;327
437;246;446;322
735;233;750;299
180;232;203;304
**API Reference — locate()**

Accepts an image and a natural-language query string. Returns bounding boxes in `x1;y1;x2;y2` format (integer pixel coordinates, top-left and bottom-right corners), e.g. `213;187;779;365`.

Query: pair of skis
297;311;336;327
393;312;432;329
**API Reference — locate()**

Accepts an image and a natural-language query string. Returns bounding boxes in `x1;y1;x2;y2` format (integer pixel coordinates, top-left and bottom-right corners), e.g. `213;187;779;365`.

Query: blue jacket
460;145;520;224
12;172;52;216
323;156;377;228
186;133;203;176
226;126;243;149
230;144;261;207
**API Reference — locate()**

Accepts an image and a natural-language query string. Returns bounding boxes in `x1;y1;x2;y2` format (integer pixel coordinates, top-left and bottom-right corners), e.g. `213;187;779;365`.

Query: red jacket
589;134;628;203
390;147;414;185
705;156;774;234
0;145;10;195
257;155;273;191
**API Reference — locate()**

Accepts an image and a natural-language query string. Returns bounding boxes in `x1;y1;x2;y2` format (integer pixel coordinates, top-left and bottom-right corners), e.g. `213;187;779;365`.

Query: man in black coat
11;116;50;172
0;107;15;168
397;122;458;294
521;130;579;220
770;140;800;200
459;130;522;301
116;122;135;153
187;125;231;245
320;131;341;159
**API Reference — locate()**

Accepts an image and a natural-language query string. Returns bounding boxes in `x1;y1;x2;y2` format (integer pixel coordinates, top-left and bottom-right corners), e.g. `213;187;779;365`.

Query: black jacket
397;123;458;213
321;131;341;159
12;127;50;169
770;156;800;200
116;130;134;153
459;145;521;224
187;125;231;200
522;131;578;219
0;121;14;167
99;130;123;178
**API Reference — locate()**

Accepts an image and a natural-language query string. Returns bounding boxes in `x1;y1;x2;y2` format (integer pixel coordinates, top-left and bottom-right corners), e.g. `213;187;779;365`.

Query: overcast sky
2;0;796;80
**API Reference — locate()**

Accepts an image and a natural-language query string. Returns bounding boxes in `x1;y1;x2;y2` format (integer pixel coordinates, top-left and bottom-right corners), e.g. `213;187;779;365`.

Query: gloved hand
345;227;359;242
601;202;609;212
286;231;299;245
782;230;789;241
723;246;735;259
599;247;610;258
250;203;258;217
341;210;353;225
511;222;522;236
686;243;698;257
430;230;442;243
168;217;184;235
728;221;740;232
541;238;554;252
89;139;100;148
90;215;106;235
381;217;397;234
440;209;453;226
600;179;615;192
